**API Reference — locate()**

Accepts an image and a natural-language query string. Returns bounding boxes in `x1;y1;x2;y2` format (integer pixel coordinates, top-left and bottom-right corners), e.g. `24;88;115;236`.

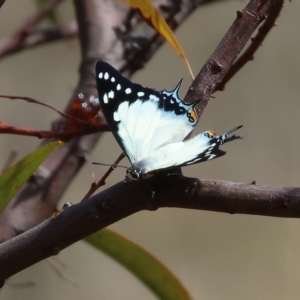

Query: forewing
95;61;198;163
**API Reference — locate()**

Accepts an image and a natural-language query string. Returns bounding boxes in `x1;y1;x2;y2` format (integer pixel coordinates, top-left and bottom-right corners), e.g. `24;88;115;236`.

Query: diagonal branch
217;0;284;91
184;0;283;119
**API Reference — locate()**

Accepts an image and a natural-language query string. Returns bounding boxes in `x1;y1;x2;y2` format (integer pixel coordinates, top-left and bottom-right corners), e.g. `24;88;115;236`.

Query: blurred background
0;1;300;299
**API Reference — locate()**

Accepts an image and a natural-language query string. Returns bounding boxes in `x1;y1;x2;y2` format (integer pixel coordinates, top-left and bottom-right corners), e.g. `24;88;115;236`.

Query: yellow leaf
124;0;194;79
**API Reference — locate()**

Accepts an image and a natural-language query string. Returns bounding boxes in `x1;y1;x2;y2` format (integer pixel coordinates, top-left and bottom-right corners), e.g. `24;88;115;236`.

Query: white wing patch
108;90;114;99
114;98;194;163
132;132;212;174
103;93;108;103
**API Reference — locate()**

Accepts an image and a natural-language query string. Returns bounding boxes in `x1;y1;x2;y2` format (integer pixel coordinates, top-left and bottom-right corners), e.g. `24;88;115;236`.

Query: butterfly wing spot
187;108;198;123
117;84;121;91
103;93;108;103
125;88;132;94
108;90;115;99
98;72;103;79
104;72;109;80
149;94;159;102
111;77;115;82
137;91;145;97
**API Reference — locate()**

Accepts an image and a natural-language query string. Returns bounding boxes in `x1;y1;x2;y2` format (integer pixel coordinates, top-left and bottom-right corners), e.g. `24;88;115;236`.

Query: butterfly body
96;61;242;180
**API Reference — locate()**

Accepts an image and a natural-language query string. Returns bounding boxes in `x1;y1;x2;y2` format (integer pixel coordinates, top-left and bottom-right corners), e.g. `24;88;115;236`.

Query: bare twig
0;94;86;125
0;21;77;59
0;0;63;58
82;153;126;200
0;122;109;139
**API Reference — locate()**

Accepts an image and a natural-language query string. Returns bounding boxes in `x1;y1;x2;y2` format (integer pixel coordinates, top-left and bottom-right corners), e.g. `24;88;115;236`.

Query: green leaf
85;229;192;300
0;141;62;212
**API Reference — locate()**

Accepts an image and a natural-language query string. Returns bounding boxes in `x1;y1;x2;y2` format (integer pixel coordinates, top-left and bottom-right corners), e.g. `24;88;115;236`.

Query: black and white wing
132;125;243;175
96;60;242;179
95;61;198;164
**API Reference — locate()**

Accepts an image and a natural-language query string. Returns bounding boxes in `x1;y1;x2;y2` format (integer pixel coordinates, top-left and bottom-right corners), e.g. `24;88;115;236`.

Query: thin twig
0;94;86;125
82;153;126;200
0;0;63;57
0;21;77;59
0;122;109;139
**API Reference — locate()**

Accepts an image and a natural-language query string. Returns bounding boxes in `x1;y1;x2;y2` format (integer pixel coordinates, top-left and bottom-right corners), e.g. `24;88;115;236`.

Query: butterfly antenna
223;125;243;144
226;125;243;135
92;162;128;169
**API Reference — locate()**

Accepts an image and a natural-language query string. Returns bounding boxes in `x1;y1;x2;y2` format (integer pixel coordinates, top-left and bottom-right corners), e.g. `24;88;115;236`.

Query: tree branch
0;176;299;285
217;0;283;91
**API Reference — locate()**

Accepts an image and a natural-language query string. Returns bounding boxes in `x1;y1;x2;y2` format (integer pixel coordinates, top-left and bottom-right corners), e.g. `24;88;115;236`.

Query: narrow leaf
124;0;194;78
0;141;62;212
85;228;192;300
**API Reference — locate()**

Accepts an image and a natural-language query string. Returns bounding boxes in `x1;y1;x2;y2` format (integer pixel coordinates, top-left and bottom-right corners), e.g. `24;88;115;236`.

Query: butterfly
95;61;242;180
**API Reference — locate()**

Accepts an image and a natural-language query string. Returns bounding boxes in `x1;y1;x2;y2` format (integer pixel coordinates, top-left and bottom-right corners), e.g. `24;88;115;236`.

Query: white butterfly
96;61;242;179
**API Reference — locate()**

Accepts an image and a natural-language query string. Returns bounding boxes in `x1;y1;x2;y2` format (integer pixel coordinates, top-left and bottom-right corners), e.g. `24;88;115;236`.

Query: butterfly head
125;168;154;181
